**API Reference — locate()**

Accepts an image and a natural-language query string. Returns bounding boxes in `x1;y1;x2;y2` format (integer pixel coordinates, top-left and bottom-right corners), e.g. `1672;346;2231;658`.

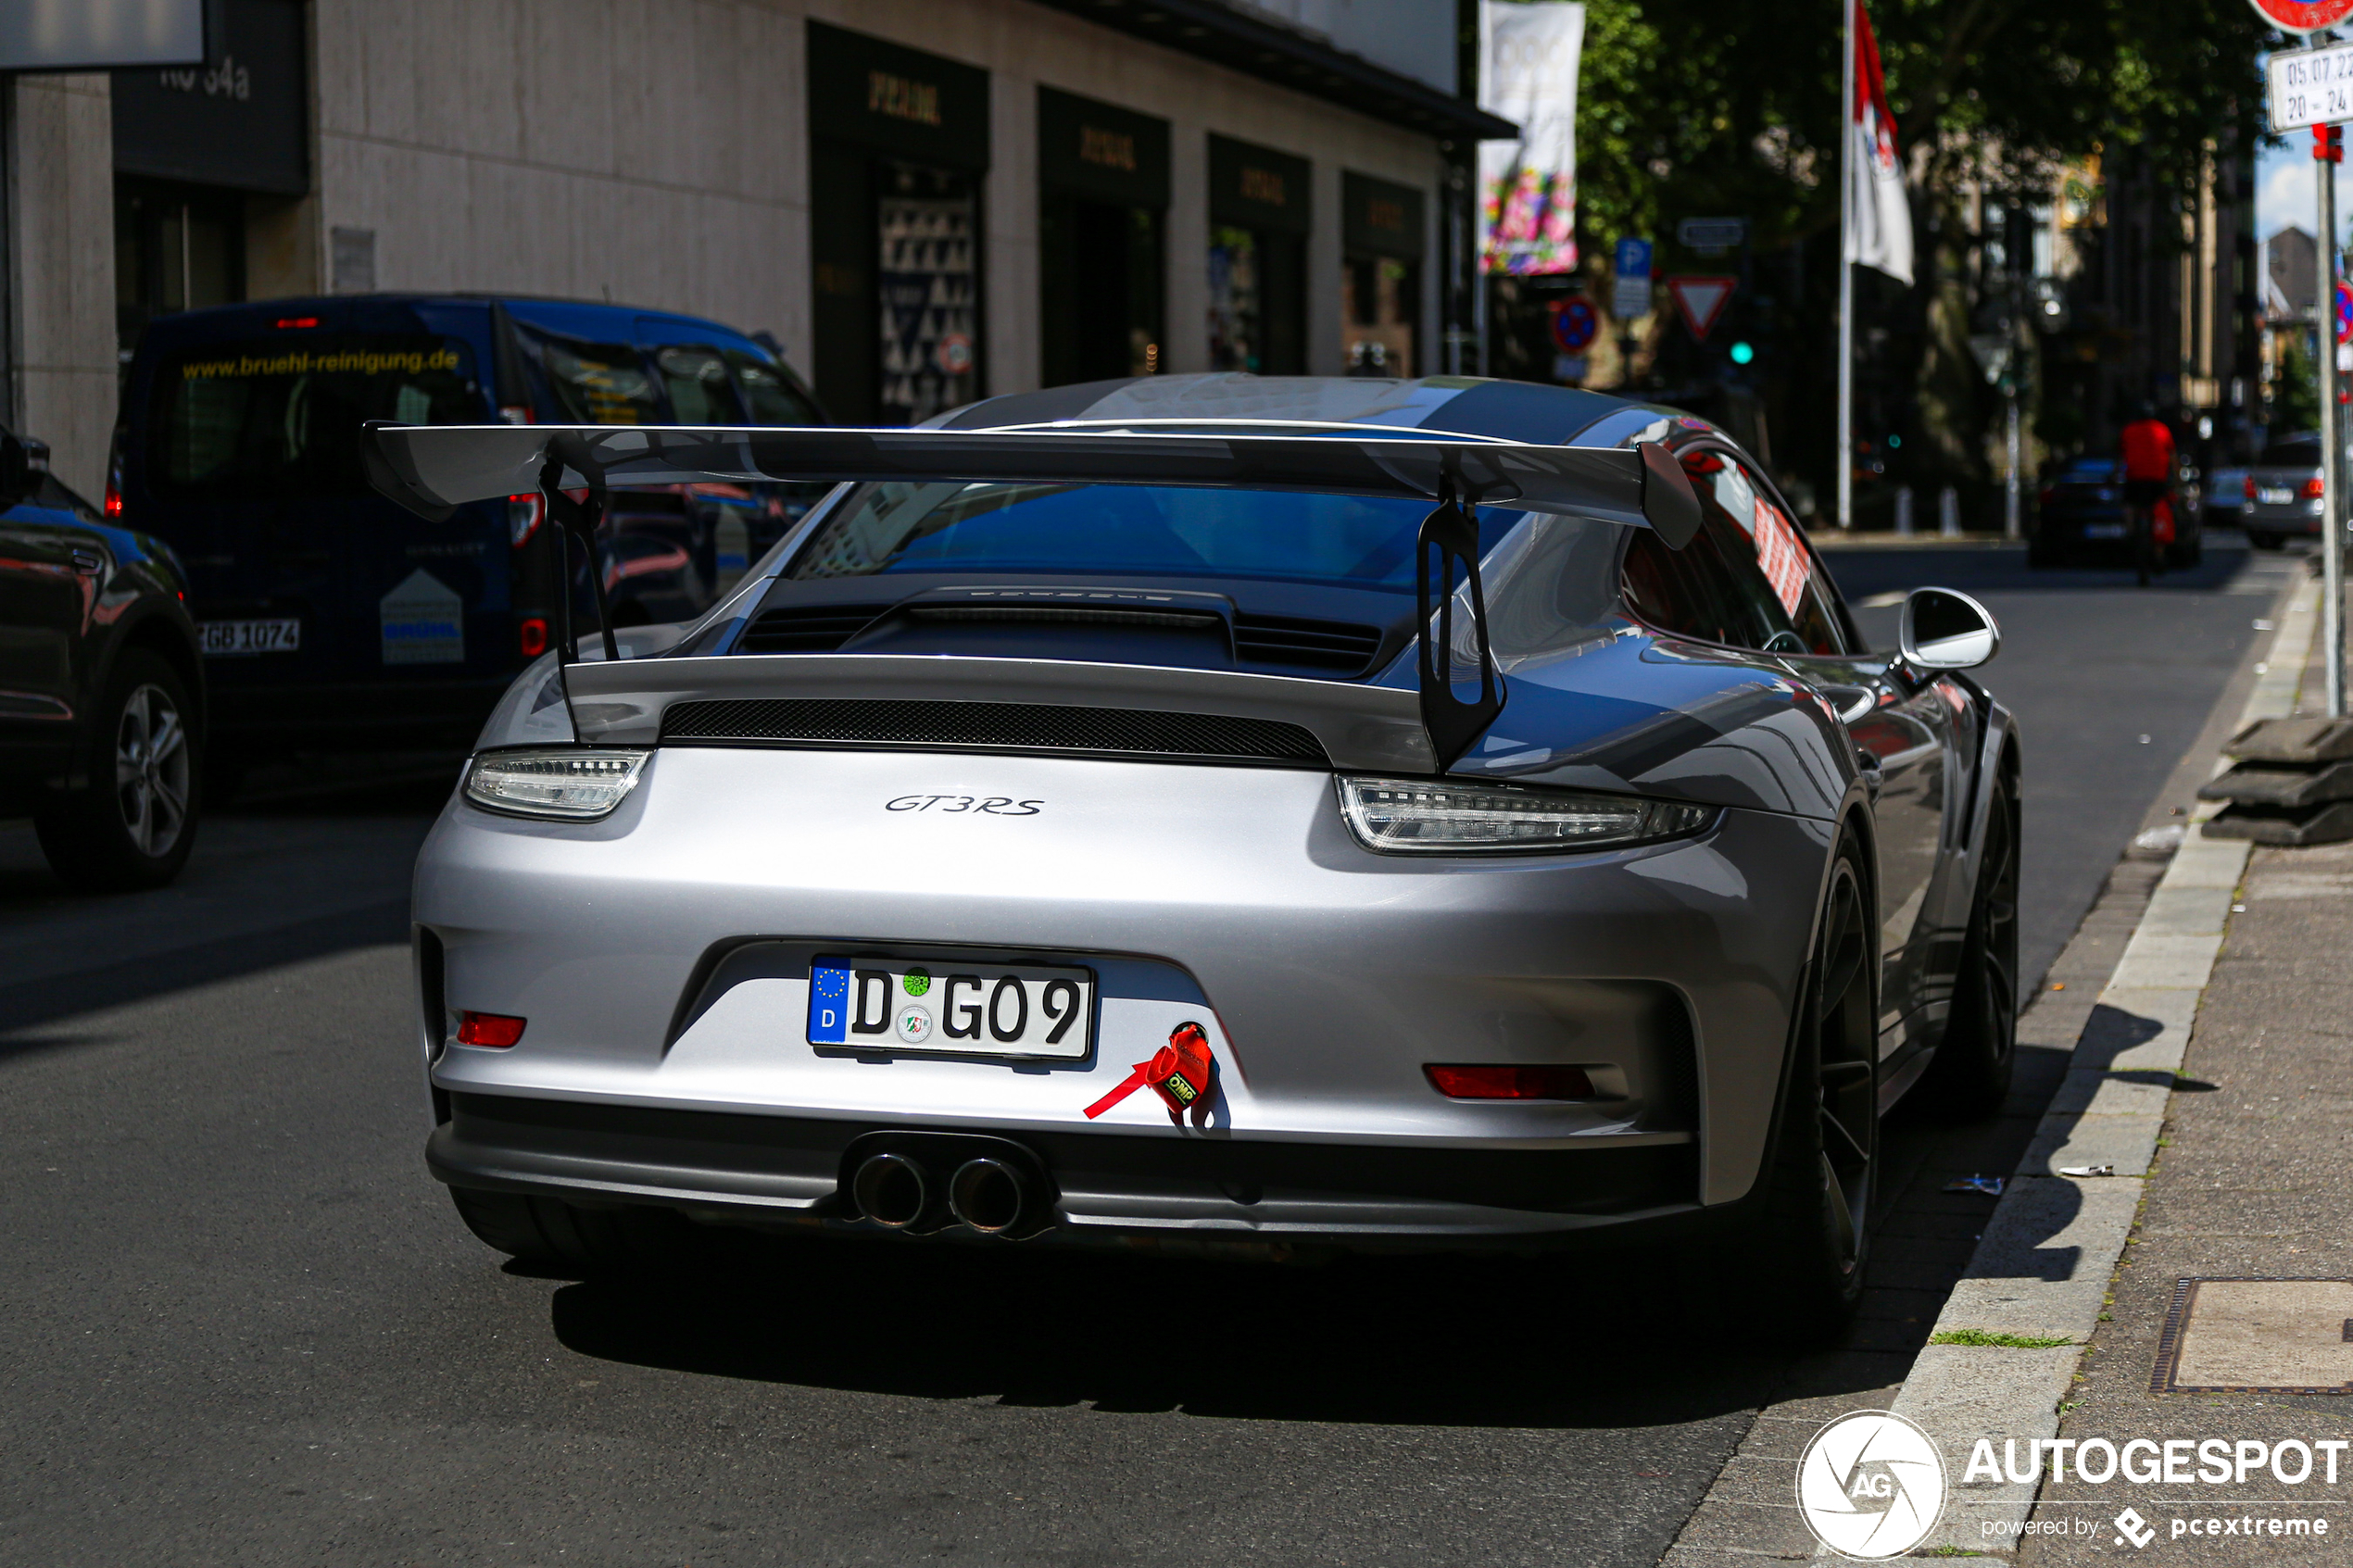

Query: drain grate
2151;1278;2353;1394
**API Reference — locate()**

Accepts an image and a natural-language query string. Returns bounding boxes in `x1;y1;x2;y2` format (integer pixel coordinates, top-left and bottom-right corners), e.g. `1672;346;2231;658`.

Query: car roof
936;373;1723;451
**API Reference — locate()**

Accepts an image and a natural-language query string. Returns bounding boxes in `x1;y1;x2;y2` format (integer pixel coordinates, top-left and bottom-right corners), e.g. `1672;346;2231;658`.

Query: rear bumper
428;1090;1704;1251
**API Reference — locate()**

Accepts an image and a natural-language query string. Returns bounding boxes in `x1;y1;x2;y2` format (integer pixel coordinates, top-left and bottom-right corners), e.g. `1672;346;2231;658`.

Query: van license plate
2082;523;2126;539
806;958;1093;1060
200;619;301;656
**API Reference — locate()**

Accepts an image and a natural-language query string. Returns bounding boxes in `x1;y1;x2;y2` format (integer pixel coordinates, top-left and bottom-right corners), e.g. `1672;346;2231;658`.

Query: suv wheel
34;648;200;892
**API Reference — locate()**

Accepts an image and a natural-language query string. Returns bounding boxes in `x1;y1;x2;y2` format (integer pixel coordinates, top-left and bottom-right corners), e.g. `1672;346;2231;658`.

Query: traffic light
1729;341;1755;365
2317;124;2344;164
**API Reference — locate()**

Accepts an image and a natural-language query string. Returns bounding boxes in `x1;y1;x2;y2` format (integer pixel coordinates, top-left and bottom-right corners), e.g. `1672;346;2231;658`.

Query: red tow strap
1085;1021;1214;1119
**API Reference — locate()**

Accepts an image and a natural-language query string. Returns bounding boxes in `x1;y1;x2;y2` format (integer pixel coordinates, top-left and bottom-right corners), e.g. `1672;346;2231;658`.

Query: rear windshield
787;482;1515;589
2260;441;2322;468
152;334;481;499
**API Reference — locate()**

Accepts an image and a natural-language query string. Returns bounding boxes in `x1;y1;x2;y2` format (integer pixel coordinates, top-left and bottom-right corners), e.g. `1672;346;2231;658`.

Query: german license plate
2082;523;2126;539
2259;487;2295;505
806;957;1094;1060
200;619;300;656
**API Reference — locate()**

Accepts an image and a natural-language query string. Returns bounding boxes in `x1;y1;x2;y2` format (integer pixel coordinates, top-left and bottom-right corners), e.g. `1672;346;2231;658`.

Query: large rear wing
360;421;1705;771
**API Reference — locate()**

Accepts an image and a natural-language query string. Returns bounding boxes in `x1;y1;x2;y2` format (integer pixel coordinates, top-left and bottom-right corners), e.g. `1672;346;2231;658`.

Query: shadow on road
547;1232;1791;1429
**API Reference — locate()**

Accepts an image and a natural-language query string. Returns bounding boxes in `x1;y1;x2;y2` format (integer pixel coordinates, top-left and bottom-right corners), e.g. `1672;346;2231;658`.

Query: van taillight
509;494;544;546
103;475;122;518
519;618;548;659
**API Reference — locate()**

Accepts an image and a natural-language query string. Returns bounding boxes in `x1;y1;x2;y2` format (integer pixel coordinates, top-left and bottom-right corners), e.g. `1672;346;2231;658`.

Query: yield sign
1667;275;1736;341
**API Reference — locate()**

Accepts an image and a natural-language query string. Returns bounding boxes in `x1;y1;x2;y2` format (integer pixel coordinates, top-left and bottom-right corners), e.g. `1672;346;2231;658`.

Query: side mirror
1898;586;2000;671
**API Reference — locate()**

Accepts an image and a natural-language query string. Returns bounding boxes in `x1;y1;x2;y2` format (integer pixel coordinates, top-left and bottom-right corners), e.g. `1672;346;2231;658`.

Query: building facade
5;0;1502;499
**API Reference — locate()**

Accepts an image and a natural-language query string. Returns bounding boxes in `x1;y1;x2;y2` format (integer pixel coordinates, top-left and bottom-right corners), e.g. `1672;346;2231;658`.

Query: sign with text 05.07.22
2269;41;2353;133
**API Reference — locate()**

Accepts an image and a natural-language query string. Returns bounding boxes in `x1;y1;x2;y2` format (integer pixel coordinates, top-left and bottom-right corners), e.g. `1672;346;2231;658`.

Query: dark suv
0;431;206;889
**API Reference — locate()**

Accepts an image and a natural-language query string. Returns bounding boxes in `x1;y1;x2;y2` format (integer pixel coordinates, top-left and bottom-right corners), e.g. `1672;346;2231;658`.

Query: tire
1699;832;1878;1344
447;1186;691;1272
33;647;201;892
1916;770;2020;1118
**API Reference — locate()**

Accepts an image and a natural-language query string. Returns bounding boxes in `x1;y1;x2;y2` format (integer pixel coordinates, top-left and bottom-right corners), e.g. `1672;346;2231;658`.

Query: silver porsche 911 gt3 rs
372;373;2019;1337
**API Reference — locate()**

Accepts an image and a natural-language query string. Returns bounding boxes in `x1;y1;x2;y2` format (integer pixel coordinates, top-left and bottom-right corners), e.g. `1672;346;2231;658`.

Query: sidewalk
2017;605;2353;1562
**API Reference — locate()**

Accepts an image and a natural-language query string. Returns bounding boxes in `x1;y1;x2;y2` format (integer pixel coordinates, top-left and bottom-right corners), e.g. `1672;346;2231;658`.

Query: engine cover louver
736;604;892;653
660;697;1331;767
1231;613;1384;675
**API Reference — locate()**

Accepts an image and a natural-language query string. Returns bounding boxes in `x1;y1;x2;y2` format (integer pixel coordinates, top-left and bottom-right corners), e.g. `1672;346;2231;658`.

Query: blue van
113;295;828;759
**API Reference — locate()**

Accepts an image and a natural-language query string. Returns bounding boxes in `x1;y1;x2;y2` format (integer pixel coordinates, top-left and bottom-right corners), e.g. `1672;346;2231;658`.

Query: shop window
1041;196;1163;384
876;163;980;423
1209;228;1304;375
1342;256;1418;378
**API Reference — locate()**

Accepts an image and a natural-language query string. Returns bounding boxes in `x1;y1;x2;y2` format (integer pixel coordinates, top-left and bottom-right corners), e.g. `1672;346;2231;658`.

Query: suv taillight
103;473;122;518
2305;476;2326;499
2244;476;2257;499
509;494;544;546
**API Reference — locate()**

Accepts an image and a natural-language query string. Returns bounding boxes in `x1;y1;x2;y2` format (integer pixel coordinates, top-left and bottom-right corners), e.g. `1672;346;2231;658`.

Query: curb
1881;574;2322;1555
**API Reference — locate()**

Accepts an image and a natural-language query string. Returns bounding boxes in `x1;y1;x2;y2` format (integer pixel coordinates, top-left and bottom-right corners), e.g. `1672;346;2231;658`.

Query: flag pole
1836;0;1856;530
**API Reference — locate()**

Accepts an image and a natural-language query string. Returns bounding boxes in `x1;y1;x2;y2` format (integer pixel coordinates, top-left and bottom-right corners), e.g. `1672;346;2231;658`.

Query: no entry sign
2249;0;2353;34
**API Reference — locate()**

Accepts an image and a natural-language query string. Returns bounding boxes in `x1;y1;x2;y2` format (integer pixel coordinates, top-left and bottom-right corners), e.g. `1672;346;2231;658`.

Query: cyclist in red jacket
2120;402;2176;585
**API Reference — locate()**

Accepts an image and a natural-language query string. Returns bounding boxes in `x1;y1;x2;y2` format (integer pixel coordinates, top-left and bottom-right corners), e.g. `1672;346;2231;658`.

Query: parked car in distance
2029;456;2202;570
0;430;207;890
111;295;829;776
2203;464;2248;532
2242;434;2326;551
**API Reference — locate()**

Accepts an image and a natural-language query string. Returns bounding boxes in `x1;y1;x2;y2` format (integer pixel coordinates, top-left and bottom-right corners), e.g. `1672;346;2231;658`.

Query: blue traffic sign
1615;237;1654;280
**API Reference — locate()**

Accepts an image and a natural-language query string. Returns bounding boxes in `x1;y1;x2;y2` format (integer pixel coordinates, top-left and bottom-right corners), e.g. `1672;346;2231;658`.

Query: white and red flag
1844;1;1913;285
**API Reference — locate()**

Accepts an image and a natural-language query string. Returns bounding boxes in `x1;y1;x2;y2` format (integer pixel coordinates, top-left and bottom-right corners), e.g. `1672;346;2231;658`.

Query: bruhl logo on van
379;568;464;665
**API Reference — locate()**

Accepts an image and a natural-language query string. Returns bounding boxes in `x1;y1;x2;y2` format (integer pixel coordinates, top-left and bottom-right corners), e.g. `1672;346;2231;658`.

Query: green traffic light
1729;341;1755;365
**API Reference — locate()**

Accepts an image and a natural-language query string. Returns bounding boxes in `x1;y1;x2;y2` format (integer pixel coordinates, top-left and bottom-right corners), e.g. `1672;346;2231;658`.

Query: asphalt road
0;534;2302;1567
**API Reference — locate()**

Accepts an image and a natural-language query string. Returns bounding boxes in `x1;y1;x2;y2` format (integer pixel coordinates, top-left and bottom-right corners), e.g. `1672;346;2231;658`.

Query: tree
1559;0;2266;504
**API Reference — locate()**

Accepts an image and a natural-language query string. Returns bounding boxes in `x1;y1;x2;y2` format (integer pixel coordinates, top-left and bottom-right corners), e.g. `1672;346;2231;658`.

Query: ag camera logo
1797;1410;1948;1559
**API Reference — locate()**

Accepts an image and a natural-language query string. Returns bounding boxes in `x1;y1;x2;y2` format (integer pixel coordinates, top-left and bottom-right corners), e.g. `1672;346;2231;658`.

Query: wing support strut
1416;475;1504;772
539;433;622;666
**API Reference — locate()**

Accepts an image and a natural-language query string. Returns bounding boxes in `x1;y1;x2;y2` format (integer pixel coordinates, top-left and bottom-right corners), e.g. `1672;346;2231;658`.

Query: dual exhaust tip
850;1150;1035;1236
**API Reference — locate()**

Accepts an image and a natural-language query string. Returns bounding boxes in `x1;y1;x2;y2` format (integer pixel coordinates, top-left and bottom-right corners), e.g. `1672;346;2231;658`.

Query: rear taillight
456;1011;526;1047
1424;1064;1596;1100
274;316;319;329
103;474;123;518
2306;476;2327;498
2244;476;2258;499
509;494;544;546
518;617;548;659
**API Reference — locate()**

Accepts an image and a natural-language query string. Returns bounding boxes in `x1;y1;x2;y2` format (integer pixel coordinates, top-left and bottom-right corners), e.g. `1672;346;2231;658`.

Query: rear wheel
1699;833;1877;1343
448;1187;691;1272
34;649;200;892
1917;771;2020;1118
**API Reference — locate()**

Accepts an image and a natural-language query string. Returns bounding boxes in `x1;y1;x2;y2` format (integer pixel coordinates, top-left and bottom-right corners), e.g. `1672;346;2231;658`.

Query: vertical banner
1478;1;1584;275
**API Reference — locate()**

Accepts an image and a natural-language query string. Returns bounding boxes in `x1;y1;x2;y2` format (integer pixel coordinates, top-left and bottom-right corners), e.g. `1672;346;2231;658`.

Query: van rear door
133;302;508;737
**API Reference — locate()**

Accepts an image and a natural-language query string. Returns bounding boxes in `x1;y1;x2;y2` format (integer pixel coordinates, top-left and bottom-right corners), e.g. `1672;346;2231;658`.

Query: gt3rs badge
1085;1022;1216;1121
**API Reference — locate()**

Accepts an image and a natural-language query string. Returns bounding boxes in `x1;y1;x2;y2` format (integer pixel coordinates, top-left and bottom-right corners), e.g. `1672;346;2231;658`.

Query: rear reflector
518;617;548;659
456;1011;526;1047
1424;1063;1595;1100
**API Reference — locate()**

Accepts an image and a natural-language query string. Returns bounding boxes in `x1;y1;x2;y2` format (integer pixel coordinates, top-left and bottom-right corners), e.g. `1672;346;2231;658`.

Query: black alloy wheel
1919;771;2021;1118
34;648;201;892
1708;833;1878;1343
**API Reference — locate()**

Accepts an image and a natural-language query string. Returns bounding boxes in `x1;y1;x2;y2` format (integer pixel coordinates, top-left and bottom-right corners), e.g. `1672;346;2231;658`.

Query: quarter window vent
1233;613;1384;675
737;604;891;654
